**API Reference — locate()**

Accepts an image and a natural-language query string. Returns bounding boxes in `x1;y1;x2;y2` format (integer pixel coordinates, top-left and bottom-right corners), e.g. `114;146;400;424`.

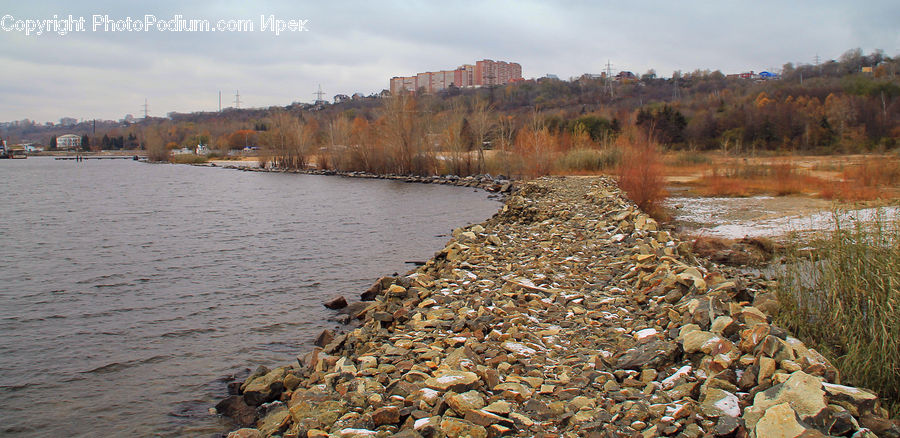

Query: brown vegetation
616;130;668;220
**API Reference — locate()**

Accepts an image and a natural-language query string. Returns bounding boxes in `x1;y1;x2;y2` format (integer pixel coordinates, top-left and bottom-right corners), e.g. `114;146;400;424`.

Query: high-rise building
390;59;522;94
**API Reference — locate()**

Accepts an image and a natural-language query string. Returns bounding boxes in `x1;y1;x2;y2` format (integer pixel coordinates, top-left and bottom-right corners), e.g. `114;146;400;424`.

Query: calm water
0;157;500;437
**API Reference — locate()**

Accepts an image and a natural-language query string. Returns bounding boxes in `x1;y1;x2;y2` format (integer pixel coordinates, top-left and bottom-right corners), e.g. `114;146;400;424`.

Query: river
0;157;500;437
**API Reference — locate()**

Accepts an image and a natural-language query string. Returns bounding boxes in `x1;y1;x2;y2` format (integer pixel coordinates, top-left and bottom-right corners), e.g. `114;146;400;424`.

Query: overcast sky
1;0;898;123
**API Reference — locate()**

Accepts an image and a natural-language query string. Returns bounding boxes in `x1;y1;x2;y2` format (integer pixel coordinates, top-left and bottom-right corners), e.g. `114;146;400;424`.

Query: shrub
776;210;900;414
616;130;668;220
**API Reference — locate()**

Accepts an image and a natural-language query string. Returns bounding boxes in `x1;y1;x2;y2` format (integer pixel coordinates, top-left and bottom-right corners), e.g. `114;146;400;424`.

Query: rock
483;400;512;415
440;416;488;438
424;370;480;392
258;404;290;437
822;382;879;417
616;339;678;370
753;402;814;438
338;428;377;437
342;301;372;320
414;416;442;436
700;388;740;418
283;373;302;391
372;406;401;426
714;416;741;436
314;329;335;347
324;295;348;309
682;330;718;354
859;415;900;437
360;277;391;301
710;316;737;337
216;395;258;427
242;367;286;406
464;409;511;427
744;371;827;430
757;356;776;385
227;428;263;438
289;387;347;431
446;390;485;413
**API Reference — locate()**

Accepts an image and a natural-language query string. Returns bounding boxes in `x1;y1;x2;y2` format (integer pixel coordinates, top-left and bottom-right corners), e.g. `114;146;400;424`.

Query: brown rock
372;405;401;426
215;395;258;427
324;295;348;309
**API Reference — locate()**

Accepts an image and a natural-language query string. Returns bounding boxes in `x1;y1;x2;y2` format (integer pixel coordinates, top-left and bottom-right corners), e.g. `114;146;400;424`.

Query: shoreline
215;175;897;438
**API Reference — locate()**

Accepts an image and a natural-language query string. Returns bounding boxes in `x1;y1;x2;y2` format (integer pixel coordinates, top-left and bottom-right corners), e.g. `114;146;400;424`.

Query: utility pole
142;98;149;119
486;73;497;106
605;60;615;98
234;90;242;109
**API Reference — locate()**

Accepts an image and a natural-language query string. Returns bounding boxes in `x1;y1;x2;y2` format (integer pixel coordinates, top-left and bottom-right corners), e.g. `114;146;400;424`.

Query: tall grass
554;147;622;173
776;210;900;414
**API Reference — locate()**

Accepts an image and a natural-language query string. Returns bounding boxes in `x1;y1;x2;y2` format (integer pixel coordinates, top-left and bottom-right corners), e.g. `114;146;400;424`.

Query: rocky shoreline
215;176;899;438
213;163;516;195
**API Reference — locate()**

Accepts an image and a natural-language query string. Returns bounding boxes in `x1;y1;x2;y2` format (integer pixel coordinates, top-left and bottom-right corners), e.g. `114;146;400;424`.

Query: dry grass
820;157;900;201
168;154;208;164
554;148;622;173
696;161;829;197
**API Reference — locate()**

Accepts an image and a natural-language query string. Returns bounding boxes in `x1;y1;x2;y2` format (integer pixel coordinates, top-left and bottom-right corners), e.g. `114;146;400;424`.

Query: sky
1;0;898;123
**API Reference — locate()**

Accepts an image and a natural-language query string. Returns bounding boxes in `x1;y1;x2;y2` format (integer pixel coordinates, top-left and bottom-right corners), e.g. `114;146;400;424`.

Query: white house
57;134;81;150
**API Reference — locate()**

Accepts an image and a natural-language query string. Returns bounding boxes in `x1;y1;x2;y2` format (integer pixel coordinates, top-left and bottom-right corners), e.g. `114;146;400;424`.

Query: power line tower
142;98;149;119
218;91;222;112
313;84;326;104
814;53;821;66
672;76;681;101
605;60;616;98
234;90;242;109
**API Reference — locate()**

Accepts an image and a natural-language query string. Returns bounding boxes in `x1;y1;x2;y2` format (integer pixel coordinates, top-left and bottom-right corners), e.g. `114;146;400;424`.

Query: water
0;157;500;437
668;195;900;239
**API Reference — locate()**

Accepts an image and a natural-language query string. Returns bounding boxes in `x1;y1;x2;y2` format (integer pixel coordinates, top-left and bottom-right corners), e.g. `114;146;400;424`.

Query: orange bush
616;130;668;220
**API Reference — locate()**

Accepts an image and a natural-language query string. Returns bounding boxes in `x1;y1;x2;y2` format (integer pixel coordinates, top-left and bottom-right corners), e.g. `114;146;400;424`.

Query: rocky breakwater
217;176;899;438
221;164;516;195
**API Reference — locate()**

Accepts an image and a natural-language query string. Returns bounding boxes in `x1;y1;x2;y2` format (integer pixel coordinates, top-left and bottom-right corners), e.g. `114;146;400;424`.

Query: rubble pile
218;176;898;438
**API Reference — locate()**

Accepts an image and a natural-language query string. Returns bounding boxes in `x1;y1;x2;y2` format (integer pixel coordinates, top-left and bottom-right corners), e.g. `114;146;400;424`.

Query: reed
776;209;900;415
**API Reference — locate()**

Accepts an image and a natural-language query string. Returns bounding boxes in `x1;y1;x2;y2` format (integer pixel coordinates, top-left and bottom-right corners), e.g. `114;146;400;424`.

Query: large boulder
242;367;287;406
743;371;827;430
754;402;818;438
323;295;348;310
